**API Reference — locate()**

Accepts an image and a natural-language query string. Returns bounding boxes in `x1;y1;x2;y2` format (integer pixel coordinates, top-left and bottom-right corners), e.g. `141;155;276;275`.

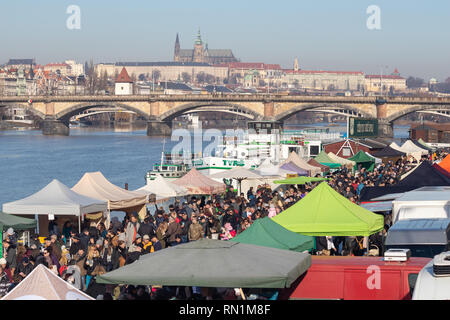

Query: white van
392;186;450;222
412;251;450;300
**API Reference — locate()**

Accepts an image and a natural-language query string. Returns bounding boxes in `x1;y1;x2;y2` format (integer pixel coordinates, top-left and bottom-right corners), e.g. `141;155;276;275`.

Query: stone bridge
1;94;450;137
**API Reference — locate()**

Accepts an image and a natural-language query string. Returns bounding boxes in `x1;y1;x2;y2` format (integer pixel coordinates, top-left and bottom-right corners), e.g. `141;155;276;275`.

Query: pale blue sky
0;0;449;80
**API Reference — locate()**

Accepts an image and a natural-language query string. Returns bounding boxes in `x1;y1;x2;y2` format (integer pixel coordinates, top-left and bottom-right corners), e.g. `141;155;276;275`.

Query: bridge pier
41;119;70;136
377;120;394;138
147;120;172;137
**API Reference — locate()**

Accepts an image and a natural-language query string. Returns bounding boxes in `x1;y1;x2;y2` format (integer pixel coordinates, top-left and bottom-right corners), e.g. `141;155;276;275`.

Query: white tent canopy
282;151;322;176
1;264;94;300
365;151;382;164
401;140;428;156
209;167;263;180
254;158;297;177
134;174;189;201
327;152;356;168
2;179;107;216
72;172;147;211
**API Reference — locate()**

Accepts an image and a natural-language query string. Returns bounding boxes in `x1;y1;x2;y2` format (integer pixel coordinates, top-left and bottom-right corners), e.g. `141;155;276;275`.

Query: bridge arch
385;105;450;123
274;103;374;122
56;102;150;122
0;103;46;119
158;102;264;122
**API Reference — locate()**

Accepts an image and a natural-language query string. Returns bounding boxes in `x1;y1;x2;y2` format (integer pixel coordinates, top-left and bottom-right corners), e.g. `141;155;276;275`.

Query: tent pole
78;215;81;234
239;288;246;300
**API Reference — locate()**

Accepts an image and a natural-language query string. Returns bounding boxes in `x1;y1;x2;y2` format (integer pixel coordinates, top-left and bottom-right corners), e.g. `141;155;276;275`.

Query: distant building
174;30;238;65
6;59;35;71
64;60;85;76
44;63;71;76
364;69;407;93
96;61;228;85
115;67;133;95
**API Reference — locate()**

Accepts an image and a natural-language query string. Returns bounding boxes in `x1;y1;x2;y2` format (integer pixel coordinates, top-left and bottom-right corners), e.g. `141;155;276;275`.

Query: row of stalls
1;170;228;243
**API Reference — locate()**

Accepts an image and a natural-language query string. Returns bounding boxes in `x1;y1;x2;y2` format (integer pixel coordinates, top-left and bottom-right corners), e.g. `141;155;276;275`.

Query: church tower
174;33;180;61
193;29;205;63
294;57;299;72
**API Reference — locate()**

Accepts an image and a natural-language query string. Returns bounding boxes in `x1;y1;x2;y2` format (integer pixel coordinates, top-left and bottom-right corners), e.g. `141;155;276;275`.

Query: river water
0;124;410;210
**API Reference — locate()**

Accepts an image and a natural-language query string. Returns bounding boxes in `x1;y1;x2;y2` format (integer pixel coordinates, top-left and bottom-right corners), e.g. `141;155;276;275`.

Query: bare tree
181;72;191;83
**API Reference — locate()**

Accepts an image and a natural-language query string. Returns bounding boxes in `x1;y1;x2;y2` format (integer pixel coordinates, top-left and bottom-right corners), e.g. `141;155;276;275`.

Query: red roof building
115;67;133;83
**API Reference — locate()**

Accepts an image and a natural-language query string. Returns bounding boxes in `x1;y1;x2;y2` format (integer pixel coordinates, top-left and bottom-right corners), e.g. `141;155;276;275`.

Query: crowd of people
1;149;447;300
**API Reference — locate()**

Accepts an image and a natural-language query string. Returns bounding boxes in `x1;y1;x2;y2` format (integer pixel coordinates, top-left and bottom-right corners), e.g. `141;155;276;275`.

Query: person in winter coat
125;213;141;249
156;222;168;249
2;240;17;275
0;265;11;298
138;216;156;238
16;257;34;280
188;217;204;241
178;212;191;243
86;265;107;299
165;216;182;247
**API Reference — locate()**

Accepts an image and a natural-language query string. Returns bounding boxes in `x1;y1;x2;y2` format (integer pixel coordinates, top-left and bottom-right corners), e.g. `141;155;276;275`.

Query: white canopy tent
327;152;356;169
390;141;424;162
254;158;298;178
134;174;189;202
365;151;382;164
2;179;108;233
72;171;147;209
1;264;95;300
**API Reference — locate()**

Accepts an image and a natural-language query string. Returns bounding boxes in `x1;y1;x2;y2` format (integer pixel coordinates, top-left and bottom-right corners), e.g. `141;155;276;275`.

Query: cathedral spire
174;33;180;61
195;28;202;45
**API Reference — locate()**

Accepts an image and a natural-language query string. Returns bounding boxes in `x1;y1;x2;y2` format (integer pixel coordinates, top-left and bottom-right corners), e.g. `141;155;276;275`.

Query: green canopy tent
0;212;37;258
273;176;330;185
314;151;342;169
231;217;315;252
348;150;375;172
97;239;311;289
272;182;384;236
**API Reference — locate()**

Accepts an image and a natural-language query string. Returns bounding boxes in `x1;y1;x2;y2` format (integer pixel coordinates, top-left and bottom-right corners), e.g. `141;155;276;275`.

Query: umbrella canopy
172;168;226;195
273;176;329;185
282;152;321;176
97;238;311;288
314;151;342;169
280;162;308;176
1;264;94;300
71;172;147;211
307;158;330;173
272;182;384;236
135;174;189;201
0;212;36;231
231;217;315;252
327;152;356;169
209;167;263;180
3;179;107;216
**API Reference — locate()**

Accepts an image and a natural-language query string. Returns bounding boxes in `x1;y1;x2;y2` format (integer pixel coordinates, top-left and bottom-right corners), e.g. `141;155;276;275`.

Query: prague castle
174;30;239;65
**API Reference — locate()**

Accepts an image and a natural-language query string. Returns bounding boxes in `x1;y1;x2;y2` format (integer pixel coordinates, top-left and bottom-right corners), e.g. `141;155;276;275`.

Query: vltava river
0;125;409;210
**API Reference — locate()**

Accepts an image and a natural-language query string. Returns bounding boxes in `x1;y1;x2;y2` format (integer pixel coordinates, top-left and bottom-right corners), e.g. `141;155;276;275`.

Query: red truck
280;255;431;300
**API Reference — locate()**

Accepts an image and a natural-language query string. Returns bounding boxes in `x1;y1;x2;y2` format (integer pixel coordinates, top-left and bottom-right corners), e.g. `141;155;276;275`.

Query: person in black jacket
178;211;191;243
86;265;107;299
138;216;156;238
16;257;34;280
69;234;83;258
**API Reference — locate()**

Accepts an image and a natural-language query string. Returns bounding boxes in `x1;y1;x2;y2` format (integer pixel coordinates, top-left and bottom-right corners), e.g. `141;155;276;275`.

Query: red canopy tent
172;168;226;195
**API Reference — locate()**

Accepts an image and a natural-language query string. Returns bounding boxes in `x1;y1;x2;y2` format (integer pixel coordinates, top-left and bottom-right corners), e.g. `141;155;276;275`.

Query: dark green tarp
314;151;342;169
348;150;375;171
0;212;36;231
97;239;311;288
231;217;314;252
